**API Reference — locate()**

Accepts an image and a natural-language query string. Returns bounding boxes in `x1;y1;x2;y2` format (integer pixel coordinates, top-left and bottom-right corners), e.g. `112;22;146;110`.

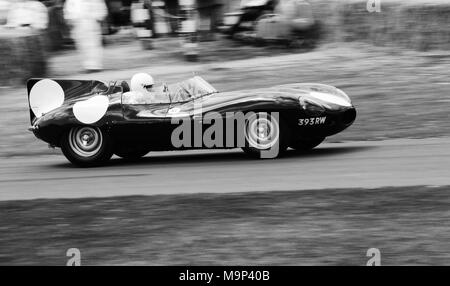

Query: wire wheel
245;113;280;150
68;126;103;158
61;126;113;167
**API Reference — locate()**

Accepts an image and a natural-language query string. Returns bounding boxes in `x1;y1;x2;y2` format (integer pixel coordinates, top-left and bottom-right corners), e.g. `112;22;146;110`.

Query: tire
61;126;113;167
114;147;149;161
290;137;325;151
241;112;288;159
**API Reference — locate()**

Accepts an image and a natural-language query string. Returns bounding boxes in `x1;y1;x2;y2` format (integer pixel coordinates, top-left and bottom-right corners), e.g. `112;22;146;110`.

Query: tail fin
26;78;107;124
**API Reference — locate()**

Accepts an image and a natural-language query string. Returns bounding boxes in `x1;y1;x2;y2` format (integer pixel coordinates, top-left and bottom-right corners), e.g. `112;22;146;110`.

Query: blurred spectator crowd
0;0;317;81
0;0;316;49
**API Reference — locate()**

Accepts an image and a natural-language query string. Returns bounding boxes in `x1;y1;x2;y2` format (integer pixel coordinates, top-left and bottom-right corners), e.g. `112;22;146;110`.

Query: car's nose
308;91;353;108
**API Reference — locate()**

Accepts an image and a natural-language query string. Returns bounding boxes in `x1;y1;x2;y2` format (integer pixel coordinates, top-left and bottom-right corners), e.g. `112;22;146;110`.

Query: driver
123;73;156;104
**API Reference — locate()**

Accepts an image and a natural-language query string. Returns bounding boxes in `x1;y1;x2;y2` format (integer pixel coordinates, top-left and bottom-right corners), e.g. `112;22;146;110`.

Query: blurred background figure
0;0;48;84
219;0;317;47
5;0;48;30
130;0;154;49
255;0;317;46
225;0;277;37
0;0;11;25
178;0;198;61
46;0;73;51
196;0;222;40
64;0;108;72
274;0;314;32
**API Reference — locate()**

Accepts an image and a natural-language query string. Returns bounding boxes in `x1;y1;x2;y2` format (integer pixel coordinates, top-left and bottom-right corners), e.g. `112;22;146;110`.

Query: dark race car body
27;76;356;166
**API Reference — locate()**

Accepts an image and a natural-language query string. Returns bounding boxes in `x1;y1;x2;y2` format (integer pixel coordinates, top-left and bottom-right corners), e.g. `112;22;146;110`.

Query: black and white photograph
0;0;449;270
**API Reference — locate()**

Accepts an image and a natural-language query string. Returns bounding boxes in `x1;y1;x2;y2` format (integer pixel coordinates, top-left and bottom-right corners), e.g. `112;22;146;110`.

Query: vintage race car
27;76;356;167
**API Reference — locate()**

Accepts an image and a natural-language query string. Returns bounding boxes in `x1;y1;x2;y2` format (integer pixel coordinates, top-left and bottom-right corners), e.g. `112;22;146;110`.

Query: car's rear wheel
290;137;325;151
61;126;113;167
241;112;288;158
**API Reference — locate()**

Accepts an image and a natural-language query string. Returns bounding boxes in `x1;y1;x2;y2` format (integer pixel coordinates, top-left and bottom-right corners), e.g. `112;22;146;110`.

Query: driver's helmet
130;73;154;94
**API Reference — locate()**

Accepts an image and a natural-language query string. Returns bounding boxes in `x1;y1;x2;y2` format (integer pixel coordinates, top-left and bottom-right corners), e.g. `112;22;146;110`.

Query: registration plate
298;117;327;126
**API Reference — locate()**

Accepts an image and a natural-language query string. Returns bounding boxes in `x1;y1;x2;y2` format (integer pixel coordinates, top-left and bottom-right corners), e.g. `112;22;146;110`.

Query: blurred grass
0;29;47;86
0;186;448;265
310;0;450;51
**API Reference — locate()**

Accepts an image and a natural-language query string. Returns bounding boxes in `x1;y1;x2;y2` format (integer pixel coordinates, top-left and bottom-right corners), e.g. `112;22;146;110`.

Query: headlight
299;96;326;115
335;88;352;104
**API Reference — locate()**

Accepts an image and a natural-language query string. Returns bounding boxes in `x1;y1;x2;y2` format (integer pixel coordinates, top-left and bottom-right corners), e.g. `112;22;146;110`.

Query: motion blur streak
0;137;450;201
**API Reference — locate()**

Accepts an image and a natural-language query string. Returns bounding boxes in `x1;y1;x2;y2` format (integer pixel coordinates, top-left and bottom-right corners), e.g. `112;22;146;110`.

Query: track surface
1;137;449;201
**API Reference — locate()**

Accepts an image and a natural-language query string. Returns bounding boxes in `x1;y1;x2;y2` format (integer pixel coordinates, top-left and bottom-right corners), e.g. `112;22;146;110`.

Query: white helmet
130;73;154;93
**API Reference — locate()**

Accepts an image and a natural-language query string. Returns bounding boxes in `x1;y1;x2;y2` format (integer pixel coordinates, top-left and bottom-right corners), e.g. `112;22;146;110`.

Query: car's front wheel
241;112;288;158
61;126;113;167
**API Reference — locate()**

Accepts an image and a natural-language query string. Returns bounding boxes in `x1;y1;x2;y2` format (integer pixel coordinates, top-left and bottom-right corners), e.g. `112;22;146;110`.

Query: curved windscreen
168;76;217;102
